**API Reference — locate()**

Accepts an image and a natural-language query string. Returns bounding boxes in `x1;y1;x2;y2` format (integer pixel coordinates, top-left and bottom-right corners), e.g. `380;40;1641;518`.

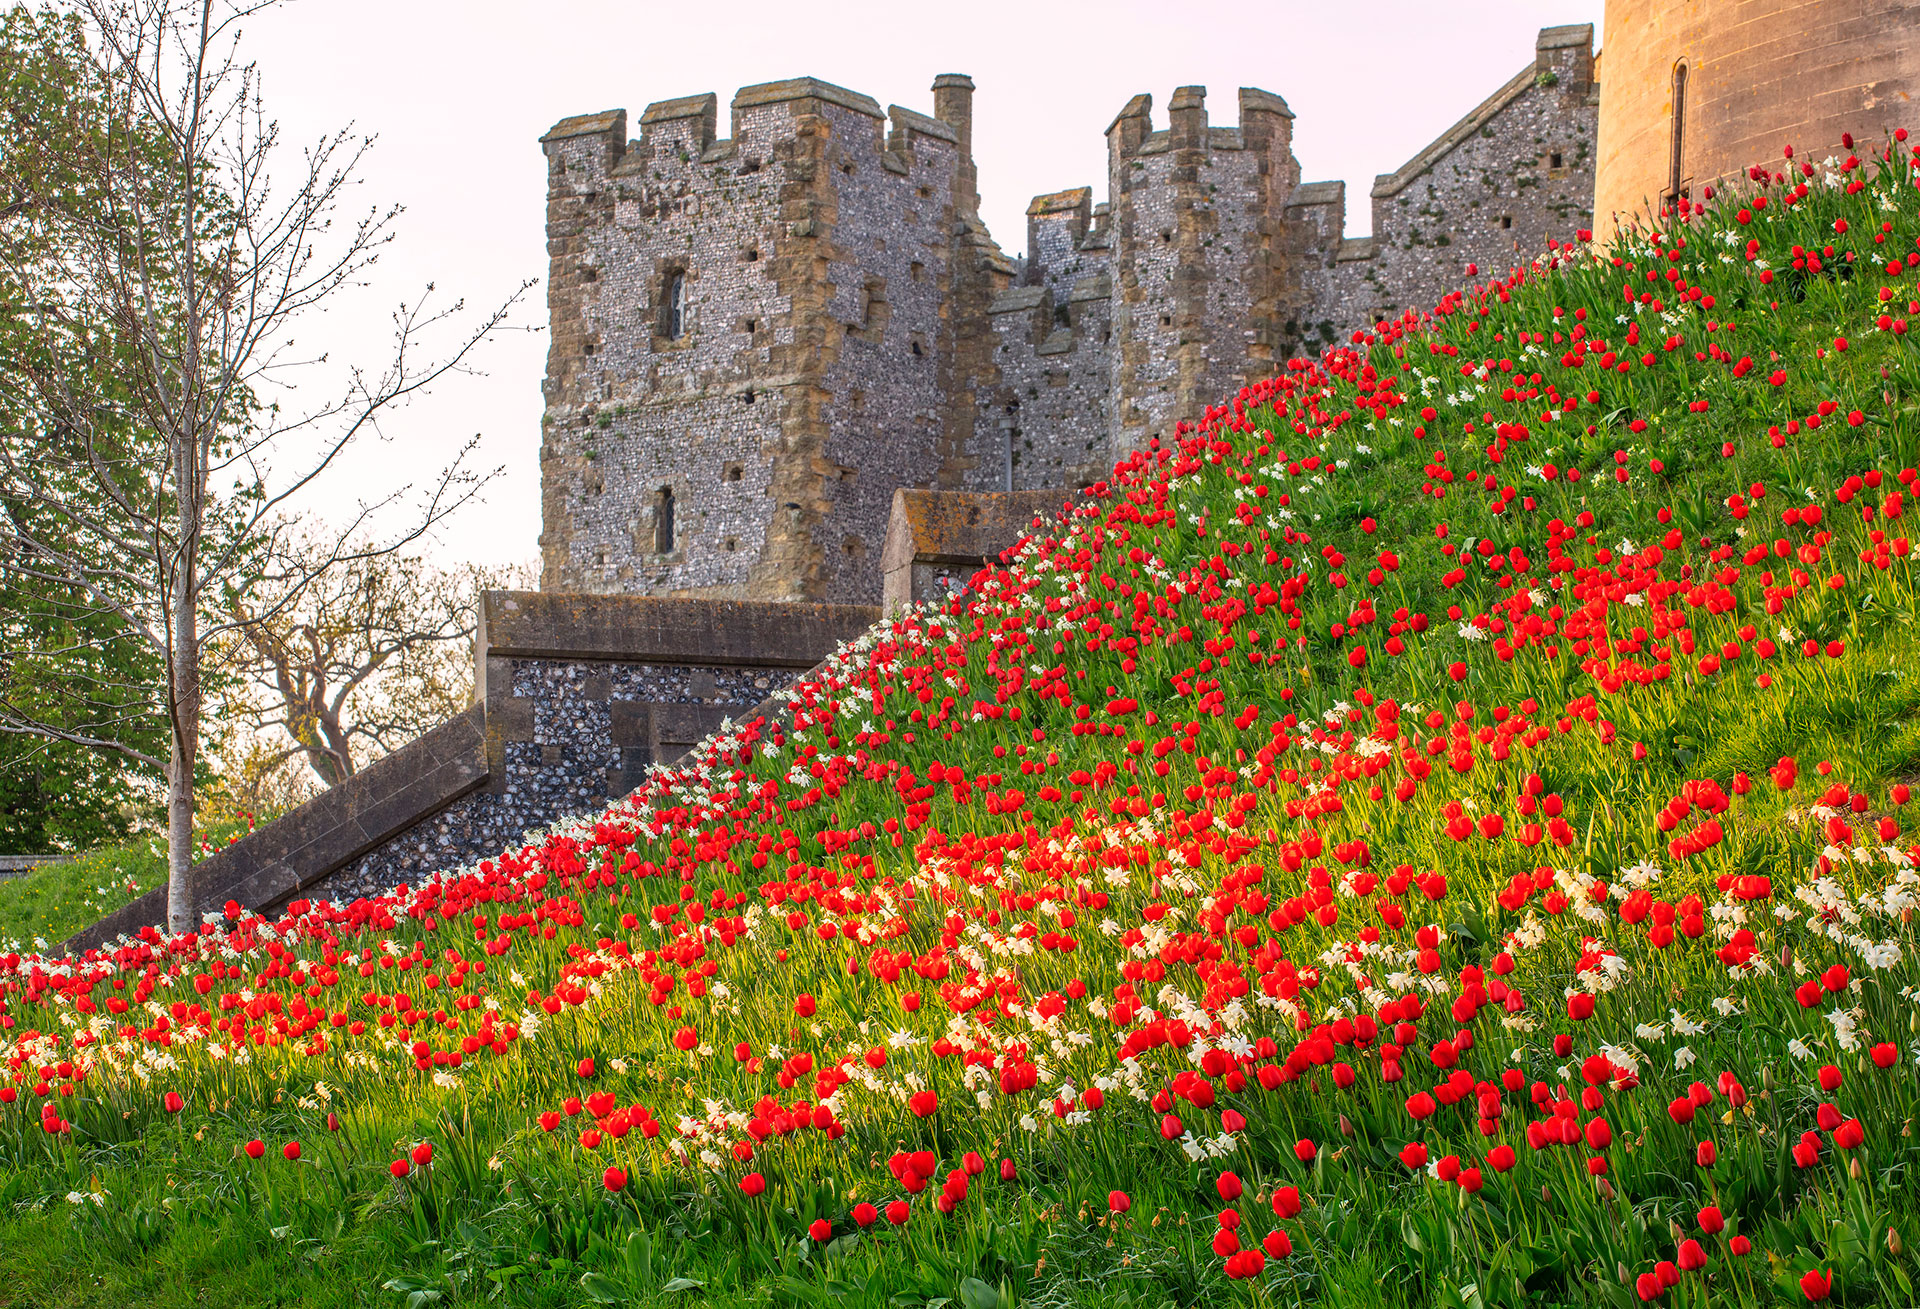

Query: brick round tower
1594;0;1920;235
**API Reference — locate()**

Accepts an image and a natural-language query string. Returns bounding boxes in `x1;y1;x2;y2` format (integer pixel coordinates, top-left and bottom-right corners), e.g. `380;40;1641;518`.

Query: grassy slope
0;822;253;955
4;144;1920;1309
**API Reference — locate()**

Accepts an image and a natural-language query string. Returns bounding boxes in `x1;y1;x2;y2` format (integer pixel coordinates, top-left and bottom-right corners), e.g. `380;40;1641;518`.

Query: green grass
8;143;1920;1309
0;822;251;954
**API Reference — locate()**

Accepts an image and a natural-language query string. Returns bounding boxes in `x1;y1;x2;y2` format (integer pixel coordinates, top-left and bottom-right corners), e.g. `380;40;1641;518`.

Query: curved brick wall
1595;0;1920;235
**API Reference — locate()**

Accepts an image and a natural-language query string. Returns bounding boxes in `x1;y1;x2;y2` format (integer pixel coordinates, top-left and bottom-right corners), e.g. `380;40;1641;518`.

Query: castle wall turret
538;76;1006;605
1104;85;1300;454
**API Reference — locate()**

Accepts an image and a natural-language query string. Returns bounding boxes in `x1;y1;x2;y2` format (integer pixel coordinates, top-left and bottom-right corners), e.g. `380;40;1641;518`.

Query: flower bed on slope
6;140;1920;1309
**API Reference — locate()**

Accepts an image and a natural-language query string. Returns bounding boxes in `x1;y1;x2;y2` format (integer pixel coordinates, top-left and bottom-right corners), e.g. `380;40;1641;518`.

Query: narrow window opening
1549;151;1563;170
653;486;675;553
1500;215;1512;230
1666;63;1690;211
745;247;759;262
741;389;755;405
661;271;688;339
723;463;744;482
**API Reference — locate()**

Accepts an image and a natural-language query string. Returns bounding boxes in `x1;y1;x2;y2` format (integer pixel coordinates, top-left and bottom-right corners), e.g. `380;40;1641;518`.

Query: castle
70;4;1920;947
534;4;1920;606
536;25;1602;605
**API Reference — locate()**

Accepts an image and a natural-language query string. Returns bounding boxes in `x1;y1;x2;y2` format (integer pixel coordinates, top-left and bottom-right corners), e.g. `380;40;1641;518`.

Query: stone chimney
932;73;978;214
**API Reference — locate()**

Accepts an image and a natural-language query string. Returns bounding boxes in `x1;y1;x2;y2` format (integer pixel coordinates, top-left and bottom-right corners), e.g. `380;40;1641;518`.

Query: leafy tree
0;0;524;931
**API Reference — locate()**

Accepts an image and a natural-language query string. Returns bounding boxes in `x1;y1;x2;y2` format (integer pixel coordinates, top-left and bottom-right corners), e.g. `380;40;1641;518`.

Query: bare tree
0;0;529;934
220;533;530;790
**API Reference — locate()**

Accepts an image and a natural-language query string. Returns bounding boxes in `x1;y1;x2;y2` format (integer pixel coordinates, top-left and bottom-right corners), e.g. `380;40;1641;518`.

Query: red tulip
1799;1268;1832;1302
162;1092;184;1114
1817;1064;1841;1092
577;1057;596;1079
1698;1206;1724;1234
603;1166;627;1192
1108;1190;1131;1213
1730;1236;1752;1256
999;1158;1017;1181
1294;1138;1317;1163
411;1142;434;1167
243;1139;265;1160
853;1203;878;1228
1263;1228;1293;1258
1677;1239;1707;1271
739;1172;766;1197
809;1218;831;1241
282;1141;300;1161
389;1159;411;1178
885;1200;909;1225
1872;1042;1898;1068
1271;1185;1301;1218
1215;1171;1243;1202
1695;1140;1716;1168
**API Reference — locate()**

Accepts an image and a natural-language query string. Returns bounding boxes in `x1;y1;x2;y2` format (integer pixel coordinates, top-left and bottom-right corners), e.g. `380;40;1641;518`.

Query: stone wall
1343;25;1600;327
63;593;877;956
1104;87;1300;454
538;77;1015;608
538;28;1605;607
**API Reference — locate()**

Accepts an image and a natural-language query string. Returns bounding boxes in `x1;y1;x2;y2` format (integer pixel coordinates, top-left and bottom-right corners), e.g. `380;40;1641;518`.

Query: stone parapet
880;487;1068;611
61;594;881;958
63;705;489;955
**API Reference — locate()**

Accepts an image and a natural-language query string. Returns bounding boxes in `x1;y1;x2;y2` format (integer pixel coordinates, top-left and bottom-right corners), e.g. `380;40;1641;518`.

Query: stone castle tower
1593;0;1920;235
538;26;1599;604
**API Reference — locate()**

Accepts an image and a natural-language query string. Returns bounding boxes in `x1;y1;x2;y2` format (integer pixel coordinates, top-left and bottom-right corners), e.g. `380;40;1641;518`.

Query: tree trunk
166;720;195;936
166;558;202;935
166;419;203;936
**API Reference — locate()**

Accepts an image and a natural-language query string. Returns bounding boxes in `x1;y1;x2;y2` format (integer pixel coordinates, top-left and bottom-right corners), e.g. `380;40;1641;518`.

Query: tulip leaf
624;1230;654;1287
578;1272;625;1304
662;1278;705;1294
959;1279;1000;1309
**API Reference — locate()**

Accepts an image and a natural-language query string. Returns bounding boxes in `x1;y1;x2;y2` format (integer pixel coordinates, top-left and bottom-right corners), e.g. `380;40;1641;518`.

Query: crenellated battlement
539;27;1601;606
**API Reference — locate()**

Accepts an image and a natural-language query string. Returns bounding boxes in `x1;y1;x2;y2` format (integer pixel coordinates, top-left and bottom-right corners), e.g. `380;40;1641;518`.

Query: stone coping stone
62;705;489;957
733;77;883;120
477;591;880;670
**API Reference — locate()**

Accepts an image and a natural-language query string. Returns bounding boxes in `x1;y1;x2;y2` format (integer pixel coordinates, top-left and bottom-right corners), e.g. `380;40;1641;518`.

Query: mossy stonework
539;27;1601;605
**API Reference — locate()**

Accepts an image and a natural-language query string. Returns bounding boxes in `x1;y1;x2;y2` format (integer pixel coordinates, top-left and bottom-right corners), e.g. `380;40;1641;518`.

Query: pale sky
238;0;1607;569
